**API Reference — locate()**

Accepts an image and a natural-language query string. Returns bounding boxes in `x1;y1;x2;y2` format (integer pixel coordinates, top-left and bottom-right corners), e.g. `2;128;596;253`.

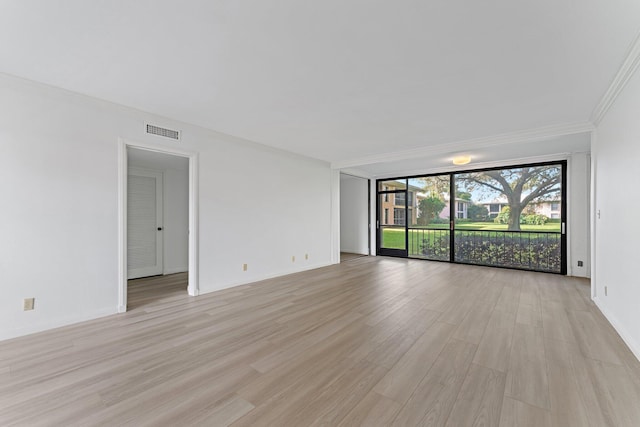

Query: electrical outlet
604;286;608;296
577;260;583;267
292;255;295;262
305;253;309;260
242;263;248;271
23;298;35;311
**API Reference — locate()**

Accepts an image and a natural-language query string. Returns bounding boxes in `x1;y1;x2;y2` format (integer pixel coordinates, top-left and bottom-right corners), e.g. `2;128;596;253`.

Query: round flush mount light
452;155;471;165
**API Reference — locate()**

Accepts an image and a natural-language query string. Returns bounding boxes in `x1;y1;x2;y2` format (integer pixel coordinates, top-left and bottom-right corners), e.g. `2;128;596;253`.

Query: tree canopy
456;165;561;231
417;196;446;225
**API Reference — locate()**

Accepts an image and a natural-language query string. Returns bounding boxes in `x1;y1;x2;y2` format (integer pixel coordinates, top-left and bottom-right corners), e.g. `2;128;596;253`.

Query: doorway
127;167;164;279
339;173;370;261
118;140;199;312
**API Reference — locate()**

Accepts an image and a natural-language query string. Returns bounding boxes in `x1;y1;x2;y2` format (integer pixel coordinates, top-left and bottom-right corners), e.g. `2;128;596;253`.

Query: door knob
157;227;163;231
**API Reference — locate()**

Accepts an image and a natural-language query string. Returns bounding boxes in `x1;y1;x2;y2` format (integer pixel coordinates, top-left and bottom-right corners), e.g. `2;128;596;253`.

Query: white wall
592;66;640;360
163;168;189;274
0;73;332;340
128;150;189;275
568;152;590;277
339;174;369;255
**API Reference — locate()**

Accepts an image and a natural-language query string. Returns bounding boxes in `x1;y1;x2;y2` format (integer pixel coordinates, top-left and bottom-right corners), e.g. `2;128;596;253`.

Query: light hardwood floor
1;257;640;426
340;252;368;262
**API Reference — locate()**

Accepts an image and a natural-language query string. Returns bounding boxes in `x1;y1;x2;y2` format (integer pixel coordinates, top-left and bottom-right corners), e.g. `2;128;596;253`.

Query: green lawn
380;222;561;250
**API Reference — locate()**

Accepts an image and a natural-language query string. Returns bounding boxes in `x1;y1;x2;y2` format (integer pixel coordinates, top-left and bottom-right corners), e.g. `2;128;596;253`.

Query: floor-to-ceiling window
407;175;451;261
377;179;408;256
377;161;566;274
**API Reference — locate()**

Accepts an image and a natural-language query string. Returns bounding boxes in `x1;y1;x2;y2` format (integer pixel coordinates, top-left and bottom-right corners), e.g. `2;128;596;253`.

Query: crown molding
331;121;594;170
591;30;640;126
338;168;374;179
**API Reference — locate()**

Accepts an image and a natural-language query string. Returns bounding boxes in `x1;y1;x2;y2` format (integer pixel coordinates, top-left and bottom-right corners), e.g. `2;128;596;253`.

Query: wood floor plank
586;358;640;427
453;302;495;345
139;393;255;427
372;321;456;403
391;339;477;426
545;339;590;427
555;337;620;427
473;308;517;373
0;257;638;425
505;323;550;410
336;391;402;427
567;309;624;365
499;397;552;427
444;363;506;427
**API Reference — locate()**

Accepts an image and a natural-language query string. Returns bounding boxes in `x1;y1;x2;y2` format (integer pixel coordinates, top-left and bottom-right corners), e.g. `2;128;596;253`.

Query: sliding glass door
376;161;566;274
377;180;408;257
407;176;451;261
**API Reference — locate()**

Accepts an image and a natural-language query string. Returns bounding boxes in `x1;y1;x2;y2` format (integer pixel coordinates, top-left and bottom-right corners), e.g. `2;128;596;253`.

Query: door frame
127;167;164;279
376;188;409;257
117;138;199;312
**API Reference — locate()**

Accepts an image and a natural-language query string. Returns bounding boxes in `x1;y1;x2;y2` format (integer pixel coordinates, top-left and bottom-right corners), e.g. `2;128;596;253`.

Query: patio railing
408;228;562;273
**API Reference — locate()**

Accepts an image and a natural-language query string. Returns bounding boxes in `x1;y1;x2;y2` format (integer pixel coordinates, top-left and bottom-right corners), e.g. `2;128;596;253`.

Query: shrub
453;232;561;272
435;217;450;224
418;231;561;272
419;235;450;261
467;204;489;221
494;206;510;224
522;214;549;225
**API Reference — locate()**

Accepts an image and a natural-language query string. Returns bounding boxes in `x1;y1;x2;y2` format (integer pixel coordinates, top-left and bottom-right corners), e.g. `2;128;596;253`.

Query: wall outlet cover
23;298;35;311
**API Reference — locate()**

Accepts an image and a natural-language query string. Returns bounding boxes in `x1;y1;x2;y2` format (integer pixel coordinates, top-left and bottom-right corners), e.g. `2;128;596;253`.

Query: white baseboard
0;307;117;342
198;261;333;296
340;248;369;255
593;297;640;362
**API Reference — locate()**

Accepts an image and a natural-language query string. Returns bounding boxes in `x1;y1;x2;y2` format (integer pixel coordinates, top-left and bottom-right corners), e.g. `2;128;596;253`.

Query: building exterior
379;182;421;225
438;196;470;219
480;198;561;219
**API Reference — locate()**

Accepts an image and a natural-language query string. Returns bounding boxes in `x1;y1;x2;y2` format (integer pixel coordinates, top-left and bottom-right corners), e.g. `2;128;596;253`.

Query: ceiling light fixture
452;155;471;165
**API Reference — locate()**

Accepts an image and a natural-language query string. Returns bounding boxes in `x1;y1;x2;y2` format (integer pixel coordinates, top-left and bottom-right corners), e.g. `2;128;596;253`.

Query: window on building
394;208;405;225
396;193;406;206
384;208;389;224
551;202;560;211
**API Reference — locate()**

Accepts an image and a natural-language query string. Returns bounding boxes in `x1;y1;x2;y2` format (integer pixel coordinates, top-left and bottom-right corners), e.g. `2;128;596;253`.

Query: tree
456;166;561;231
457;191;472;201
414;176;450;196
467;203;489;221
418;196;446;225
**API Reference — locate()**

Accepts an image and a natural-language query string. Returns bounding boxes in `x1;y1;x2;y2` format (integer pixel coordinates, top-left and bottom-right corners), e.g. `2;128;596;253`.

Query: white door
127;169;163;279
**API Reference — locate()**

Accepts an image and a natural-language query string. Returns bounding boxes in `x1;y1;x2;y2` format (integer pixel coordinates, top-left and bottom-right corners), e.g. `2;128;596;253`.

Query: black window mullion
449;173;455;263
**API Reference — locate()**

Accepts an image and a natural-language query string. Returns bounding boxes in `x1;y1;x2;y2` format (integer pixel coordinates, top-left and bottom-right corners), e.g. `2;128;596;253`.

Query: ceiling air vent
146;123;181;141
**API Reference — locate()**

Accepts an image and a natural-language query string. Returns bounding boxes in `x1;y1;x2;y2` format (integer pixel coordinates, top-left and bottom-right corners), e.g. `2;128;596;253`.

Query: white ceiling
0;1;638;174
